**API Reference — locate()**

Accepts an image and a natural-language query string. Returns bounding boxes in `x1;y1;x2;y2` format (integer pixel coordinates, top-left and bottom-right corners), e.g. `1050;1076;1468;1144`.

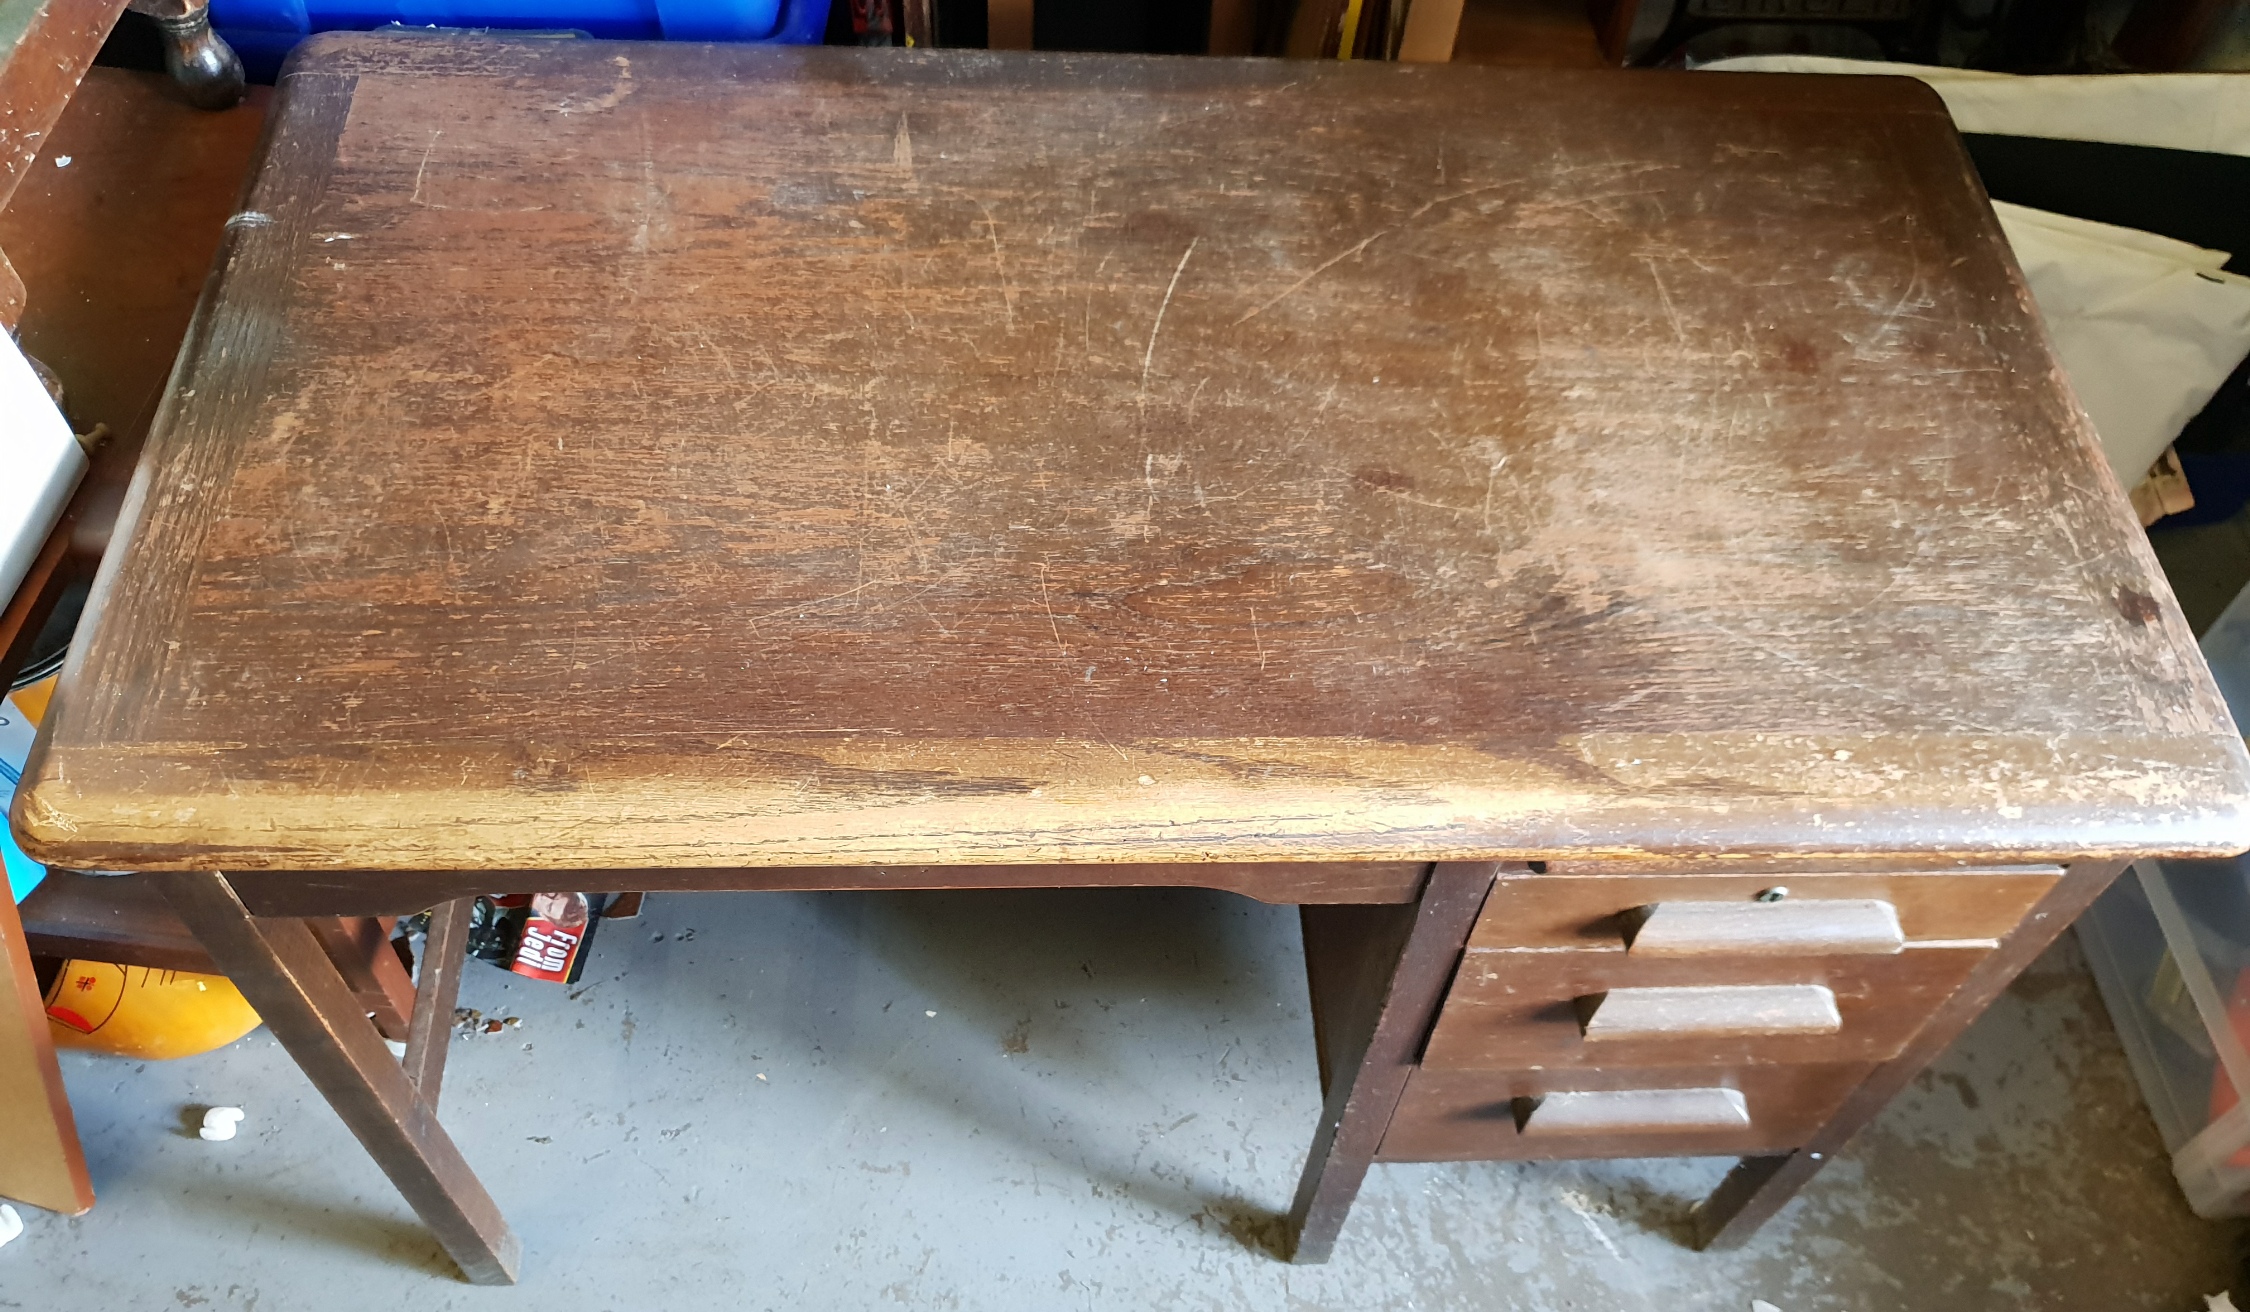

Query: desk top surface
17;36;2247;873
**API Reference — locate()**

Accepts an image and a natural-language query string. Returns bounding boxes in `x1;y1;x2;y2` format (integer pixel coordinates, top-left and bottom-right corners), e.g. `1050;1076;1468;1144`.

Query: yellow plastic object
43;960;261;1060
11;674;55;725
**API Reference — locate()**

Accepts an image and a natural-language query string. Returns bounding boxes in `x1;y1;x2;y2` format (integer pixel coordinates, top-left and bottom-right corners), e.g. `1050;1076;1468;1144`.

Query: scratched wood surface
14;36;2249;873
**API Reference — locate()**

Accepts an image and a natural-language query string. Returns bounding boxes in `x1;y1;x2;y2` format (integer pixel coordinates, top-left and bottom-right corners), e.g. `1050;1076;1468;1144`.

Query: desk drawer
1377;1063;1872;1162
1469;867;2062;953
1420;945;1986;1070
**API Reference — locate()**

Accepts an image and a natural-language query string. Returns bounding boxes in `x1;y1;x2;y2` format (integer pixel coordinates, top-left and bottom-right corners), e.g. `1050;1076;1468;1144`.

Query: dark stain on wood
2116;586;2162;627
13;39;2246;872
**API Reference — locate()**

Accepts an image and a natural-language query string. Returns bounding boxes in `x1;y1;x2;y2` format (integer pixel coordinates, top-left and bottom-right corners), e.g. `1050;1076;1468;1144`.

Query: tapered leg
1286;861;1499;1262
160;872;519;1285
0;893;94;1214
1692;859;2131;1249
403;899;474;1107
125;0;245;111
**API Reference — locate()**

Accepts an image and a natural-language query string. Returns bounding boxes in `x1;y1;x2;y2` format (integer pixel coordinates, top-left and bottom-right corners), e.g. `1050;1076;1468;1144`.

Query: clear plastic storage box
2081;583;2250;1217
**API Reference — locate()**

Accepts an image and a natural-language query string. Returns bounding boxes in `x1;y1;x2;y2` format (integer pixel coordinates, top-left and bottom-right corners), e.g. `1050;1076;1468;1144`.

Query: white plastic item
2080;581;2250;1218
0;332;85;609
1991;203;2250;484
1699;58;2250;156
197;1106;246;1142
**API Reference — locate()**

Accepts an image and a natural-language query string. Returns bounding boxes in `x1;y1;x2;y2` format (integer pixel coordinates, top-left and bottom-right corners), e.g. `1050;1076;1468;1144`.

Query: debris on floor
196;1106;244;1142
450;1008;521;1038
0;1204;21;1249
22;889;2243;1308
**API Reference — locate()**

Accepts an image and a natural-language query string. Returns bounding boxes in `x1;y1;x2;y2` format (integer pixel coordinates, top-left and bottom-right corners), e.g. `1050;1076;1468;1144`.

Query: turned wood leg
1692;859;2131;1249
125;0;245;111
160;872;519;1285
1286;861;1498;1262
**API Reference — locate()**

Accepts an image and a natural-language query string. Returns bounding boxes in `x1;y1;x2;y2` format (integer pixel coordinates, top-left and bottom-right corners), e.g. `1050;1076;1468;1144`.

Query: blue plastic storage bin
213;0;830;82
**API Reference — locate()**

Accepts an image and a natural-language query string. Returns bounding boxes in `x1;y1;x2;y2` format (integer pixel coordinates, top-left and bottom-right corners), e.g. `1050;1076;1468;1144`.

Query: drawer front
1468;868;2062;953
1377;1062;1872;1162
1420;944;1986;1070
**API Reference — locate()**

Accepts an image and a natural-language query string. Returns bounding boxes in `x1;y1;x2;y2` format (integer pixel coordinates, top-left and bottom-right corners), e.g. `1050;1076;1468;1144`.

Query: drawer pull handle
1576;984;1841;1041
1620;899;1904;956
1513;1087;1751;1136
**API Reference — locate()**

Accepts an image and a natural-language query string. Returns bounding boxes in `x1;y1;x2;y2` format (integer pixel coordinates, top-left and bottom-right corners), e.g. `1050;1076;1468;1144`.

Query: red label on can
509;892;592;983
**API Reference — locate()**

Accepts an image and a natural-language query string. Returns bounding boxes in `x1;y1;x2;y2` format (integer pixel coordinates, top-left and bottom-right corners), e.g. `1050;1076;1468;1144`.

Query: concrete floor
1;886;2235;1310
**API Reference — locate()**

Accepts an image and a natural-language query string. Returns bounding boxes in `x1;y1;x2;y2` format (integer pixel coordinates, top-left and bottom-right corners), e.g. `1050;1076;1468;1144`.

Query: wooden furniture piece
0;869;90;1212
0;0;243;327
12;37;2247;1283
21;873;428;1038
0;57;257;1218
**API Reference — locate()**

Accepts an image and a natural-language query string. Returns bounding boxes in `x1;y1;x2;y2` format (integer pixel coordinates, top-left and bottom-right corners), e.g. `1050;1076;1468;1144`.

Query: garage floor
2;887;2237;1311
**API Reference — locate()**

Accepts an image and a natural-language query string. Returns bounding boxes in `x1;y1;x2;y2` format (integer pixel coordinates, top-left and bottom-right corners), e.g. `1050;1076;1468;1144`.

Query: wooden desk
14;36;2248;1283
0;20;252;1212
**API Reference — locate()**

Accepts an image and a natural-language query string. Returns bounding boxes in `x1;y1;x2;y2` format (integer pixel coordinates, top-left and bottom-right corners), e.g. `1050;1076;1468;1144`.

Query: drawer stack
1376;864;2062;1162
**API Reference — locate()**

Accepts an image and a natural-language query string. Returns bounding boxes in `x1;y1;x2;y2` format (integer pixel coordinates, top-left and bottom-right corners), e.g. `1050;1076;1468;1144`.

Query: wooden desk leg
1692;858;2130;1250
160;872;520;1285
309;916;417;1041
1285;861;1498;1263
0;891;95;1214
403;899;473;1107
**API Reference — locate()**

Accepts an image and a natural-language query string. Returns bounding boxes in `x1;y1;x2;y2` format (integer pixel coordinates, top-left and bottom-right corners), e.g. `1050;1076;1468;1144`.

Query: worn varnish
13;36;2247;873
1421;941;1985;1068
1377;1061;1872;1162
1468;869;2061;949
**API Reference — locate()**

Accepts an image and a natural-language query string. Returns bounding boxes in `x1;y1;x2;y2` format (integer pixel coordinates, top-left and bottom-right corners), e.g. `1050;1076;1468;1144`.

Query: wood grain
15;39;2246;878
309;915;415;1041
403;897;471;1106
17;868;216;971
216;861;1431;916
1421;943;1986;1069
1691;859;2134;1247
1376;1061;1869;1161
0;0;125;220
1468;869;2059;951
1287;861;1498;1262
158;871;520;1284
0;889;94;1213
